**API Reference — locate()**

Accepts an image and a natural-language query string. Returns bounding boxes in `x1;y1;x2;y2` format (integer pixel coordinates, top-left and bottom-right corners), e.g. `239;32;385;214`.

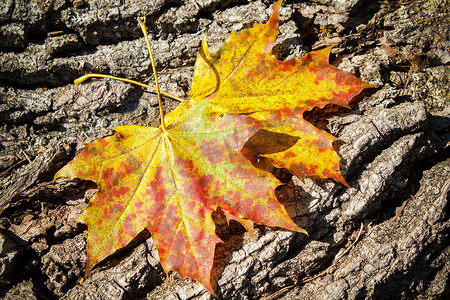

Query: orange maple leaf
55;100;304;295
190;0;373;183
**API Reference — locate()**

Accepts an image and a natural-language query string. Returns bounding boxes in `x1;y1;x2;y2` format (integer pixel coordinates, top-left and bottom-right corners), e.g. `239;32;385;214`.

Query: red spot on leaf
112;186;130;198
123;212;136;235
102;167;116;188
98;139;109;147
109;202;124;214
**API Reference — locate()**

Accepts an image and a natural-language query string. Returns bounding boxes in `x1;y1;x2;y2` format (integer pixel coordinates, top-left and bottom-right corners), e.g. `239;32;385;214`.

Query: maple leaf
190;0;372;114
55;0;373;295
54;100;304;295
190;0;373;183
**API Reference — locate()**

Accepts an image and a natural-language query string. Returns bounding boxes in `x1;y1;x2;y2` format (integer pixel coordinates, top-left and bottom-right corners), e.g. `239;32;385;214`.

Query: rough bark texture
0;0;449;299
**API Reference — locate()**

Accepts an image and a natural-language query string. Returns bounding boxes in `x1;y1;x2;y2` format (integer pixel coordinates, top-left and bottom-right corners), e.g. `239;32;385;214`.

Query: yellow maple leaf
55;100;304;295
190;0;372;183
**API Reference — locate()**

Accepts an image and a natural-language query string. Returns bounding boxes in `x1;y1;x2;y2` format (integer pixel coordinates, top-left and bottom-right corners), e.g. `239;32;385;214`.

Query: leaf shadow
241;129;299;183
209;181;318;297
210;208;246;294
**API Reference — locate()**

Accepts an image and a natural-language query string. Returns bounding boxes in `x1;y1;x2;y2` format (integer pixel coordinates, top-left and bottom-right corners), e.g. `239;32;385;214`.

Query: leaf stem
75;74;188;103
138;17;166;131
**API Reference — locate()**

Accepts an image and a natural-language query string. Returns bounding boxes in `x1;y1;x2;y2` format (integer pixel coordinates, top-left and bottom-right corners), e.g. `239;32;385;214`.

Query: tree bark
0;0;448;299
